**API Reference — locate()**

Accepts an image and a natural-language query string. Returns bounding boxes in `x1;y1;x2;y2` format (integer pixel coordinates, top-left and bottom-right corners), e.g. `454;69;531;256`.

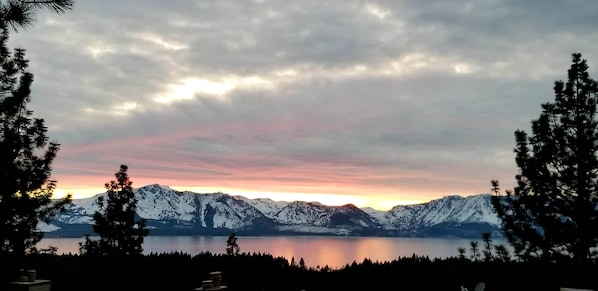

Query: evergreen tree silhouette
0;0;73;32
226;232;240;256
80;164;149;256
492;53;598;263
0;18;71;256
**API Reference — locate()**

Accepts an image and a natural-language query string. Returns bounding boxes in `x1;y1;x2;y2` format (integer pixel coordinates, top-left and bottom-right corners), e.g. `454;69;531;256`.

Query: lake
37;236;500;269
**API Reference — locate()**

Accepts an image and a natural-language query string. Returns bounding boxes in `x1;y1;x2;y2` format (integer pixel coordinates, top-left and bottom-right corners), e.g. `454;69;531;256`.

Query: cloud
6;0;598;209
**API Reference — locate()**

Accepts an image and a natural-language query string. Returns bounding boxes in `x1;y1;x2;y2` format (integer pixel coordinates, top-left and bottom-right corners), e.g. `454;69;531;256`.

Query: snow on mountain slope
50;184;502;238
135;184;198;221
378;194;499;230
238;196;289;219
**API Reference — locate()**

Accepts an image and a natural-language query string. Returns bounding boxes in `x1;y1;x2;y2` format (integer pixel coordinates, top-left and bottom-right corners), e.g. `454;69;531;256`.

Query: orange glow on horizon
52;184;426;211
48;125;492;211
48;165;457;211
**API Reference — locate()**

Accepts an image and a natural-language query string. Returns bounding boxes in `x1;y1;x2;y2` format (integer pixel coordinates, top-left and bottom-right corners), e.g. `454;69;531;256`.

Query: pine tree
491;53;598;263
0;19;71;256
481;232;494;262
226;232;240;256
457;247;467;260
79;164;149;256
290;256;296;267
493;244;511;263
298;257;306;270
469;241;480;262
0;0;73;31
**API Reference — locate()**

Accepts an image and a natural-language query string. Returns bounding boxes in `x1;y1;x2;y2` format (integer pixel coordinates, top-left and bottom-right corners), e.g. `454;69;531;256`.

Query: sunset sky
7;0;598;210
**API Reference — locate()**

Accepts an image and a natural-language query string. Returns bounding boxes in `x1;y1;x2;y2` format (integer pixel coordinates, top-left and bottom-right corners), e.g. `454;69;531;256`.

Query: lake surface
37;236;499;269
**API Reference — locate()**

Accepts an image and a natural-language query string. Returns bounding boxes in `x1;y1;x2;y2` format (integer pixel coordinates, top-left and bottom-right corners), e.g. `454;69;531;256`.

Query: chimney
194;271;227;290
9;269;51;291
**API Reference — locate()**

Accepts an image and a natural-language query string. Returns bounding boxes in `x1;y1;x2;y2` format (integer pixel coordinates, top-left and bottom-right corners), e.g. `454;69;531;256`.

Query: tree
457;247;467;260
491;53;598;263
226;232;240;256
298;257;306;270
0;19;71;256
493;244;511;263
0;0;73;258
79;164;149;256
481;232;494;262
290;256;296;267
0;0;73;32
469;241;480;262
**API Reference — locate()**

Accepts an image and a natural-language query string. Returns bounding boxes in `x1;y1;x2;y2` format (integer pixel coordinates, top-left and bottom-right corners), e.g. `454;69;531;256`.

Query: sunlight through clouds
87;43;114;58
154;76;277;104
454;63;475;74
152;57;472;107
112;102;139;116
139;34;189;50
83;102;139;116
364;3;392;19
274;68;299;77
385;53;437;75
152;56;478;108
154;78;233;104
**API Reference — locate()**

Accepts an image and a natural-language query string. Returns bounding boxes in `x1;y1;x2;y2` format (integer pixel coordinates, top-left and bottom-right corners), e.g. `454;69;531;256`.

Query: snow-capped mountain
44;184;503;238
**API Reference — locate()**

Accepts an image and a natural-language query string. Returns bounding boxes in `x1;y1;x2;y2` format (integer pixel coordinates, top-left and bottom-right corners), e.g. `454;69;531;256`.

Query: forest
2;251;597;291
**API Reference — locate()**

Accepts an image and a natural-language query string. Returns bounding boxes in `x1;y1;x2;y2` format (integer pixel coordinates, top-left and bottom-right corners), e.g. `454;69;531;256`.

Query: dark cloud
6;0;598;209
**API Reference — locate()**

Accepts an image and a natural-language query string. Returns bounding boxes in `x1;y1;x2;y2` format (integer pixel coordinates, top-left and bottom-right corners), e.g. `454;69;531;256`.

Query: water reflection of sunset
38;236;502;269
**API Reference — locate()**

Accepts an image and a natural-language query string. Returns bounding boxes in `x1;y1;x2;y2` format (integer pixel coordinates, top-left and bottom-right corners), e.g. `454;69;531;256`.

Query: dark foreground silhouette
1;252;596;291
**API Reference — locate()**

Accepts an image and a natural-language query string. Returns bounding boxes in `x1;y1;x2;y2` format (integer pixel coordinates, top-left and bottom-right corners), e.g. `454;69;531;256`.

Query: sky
6;0;598;211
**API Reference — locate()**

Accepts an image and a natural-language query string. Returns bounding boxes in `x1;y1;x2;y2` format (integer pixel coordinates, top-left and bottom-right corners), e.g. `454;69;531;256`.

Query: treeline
1;252;597;291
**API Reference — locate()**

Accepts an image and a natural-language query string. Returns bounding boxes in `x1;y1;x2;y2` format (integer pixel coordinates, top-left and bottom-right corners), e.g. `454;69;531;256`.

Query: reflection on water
38;236;498;269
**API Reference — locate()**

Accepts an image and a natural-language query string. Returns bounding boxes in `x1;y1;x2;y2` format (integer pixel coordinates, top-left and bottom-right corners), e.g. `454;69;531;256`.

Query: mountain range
42;184;504;239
